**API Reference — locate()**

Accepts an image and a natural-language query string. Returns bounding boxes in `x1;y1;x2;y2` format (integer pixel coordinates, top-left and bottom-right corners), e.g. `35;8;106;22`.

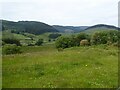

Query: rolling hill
2;20;58;35
53;24;119;34
83;24;119;34
2;20;119;35
85;24;119;30
53;25;88;33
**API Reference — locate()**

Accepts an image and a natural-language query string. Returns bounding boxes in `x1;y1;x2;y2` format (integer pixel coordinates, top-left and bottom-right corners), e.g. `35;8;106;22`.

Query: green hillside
82;24;119;34
2;20;58;35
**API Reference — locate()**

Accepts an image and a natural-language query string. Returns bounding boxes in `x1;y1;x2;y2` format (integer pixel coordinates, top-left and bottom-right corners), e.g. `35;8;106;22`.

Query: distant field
2;44;118;88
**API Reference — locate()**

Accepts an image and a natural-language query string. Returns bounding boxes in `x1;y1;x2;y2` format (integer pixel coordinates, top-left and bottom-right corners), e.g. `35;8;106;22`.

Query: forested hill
53;25;88;33
2;20;58;35
2;20;119;35
85;24;119;31
53;24;119;33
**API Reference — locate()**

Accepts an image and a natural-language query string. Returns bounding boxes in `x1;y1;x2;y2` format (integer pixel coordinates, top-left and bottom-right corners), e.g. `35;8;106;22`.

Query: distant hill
2;20;119;35
84;24;119;31
53;24;119;33
82;24;119;34
53;25;88;33
2;20;58;35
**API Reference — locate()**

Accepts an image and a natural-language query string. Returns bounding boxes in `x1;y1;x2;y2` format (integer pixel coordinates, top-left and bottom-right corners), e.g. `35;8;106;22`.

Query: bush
91;32;108;45
49;33;61;39
35;39;43;46
75;33;90;46
2;38;21;46
107;30;119;43
3;44;22;55
55;36;73;49
80;39;90;46
1;41;6;46
91;30;119;45
55;33;90;49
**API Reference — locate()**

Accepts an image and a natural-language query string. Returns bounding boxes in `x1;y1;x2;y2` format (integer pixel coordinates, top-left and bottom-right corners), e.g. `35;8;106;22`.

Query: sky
0;0;119;26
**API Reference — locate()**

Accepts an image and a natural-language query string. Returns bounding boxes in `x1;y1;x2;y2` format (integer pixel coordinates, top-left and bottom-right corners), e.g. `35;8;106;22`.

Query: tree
55;36;71;49
107;30;119;43
90;30;119;45
91;31;108;45
3;44;22;55
49;33;61;39
74;33;90;46
55;33;90;49
2;38;21;46
35;39;43;46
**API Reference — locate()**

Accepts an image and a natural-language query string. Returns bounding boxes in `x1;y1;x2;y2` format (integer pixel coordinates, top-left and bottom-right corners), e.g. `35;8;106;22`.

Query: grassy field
2;44;118;88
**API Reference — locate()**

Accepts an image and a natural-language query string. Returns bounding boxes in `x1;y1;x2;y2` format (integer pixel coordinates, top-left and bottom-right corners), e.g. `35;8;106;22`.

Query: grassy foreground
2;44;118;88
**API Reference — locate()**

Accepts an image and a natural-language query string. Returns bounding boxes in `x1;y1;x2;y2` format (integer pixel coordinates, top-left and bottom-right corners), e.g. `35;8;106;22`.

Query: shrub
107;30;119;43
2;38;21;46
55;36;72;49
91;30;119;45
48;39;51;42
3;44;22;55
80;39;90;46
55;33;90;49
91;32;108;45
1;41;6;46
35;39;43;46
75;33;90;46
49;33;61;39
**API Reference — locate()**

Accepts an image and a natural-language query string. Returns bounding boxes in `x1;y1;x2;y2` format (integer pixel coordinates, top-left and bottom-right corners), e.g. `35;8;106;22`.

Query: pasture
2;44;118;88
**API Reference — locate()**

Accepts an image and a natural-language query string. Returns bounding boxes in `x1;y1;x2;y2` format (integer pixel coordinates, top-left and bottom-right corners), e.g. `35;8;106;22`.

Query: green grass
13;33;30;40
2;44;118;88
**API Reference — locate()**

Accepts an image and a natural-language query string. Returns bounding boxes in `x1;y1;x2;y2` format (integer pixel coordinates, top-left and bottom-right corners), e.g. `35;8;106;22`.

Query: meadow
2;44;118;88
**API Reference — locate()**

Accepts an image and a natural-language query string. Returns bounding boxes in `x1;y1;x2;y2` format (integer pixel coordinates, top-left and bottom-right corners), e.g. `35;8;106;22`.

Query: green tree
3;44;22;55
55;36;71;49
91;32;108;45
74;33;90;46
35;39;43;46
2;38;21;46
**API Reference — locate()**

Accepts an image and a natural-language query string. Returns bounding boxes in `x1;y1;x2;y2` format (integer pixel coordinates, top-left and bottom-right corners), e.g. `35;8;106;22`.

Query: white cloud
0;0;119;26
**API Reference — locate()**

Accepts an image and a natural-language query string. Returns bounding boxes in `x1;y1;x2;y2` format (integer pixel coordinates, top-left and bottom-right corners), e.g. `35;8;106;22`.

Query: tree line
55;30;119;49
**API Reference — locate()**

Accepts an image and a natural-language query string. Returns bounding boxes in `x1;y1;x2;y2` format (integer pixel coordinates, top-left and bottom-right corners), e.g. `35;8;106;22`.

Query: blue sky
0;0;119;26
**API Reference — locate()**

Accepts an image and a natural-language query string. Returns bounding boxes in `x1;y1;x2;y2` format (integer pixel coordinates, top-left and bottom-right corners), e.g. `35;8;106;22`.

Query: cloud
0;0;119;26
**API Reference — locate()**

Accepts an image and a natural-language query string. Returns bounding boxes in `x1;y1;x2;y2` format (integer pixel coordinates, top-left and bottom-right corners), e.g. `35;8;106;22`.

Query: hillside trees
56;36;71;49
91;30;119;45
55;33;90;49
56;30;119;49
2;20;58;35
3;44;22;55
48;33;61;39
90;32;108;45
2;31;21;46
35;39;43;46
74;33;90;46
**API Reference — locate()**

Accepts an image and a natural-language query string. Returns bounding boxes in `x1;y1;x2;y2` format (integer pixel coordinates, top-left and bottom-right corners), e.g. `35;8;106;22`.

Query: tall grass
2;44;118;88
